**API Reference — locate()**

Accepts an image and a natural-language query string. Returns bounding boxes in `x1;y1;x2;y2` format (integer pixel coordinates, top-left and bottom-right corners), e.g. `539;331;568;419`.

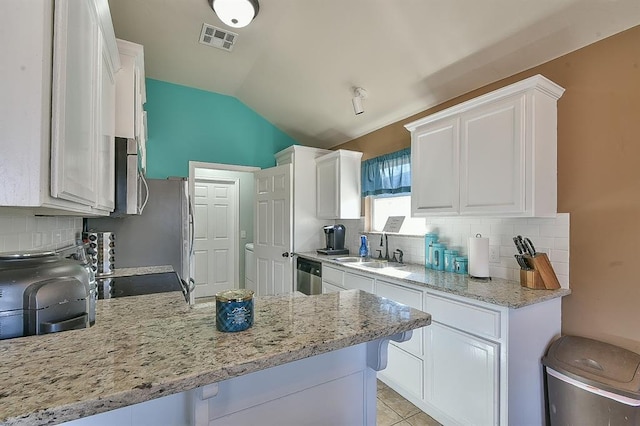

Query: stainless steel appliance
58;243;97;326
296;257;322;295
112;137;149;217
86;177;194;302
317;224;348;255
0;252;91;340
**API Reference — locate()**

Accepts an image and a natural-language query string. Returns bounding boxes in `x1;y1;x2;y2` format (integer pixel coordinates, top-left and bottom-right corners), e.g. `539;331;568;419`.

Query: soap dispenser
359;235;369;258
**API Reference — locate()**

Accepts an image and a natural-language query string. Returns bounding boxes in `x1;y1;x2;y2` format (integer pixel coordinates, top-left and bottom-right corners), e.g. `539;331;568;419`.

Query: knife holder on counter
520;253;561;290
520;269;544;289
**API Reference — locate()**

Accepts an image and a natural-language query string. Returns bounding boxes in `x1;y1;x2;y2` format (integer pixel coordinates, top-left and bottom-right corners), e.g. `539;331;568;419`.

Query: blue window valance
361;148;411;196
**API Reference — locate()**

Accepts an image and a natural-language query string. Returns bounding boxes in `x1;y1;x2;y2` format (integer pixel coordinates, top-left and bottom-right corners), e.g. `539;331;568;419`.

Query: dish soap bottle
359;235;369;258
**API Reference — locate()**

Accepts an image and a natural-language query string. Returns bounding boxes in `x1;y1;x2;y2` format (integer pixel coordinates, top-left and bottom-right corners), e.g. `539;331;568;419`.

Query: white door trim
188;162;260;301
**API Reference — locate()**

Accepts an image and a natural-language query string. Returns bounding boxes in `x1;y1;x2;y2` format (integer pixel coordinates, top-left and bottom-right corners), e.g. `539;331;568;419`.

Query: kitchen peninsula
0;289;430;425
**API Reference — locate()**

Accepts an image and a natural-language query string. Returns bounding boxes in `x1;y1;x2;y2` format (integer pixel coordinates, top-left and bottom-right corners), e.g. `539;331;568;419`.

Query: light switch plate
489;246;500;263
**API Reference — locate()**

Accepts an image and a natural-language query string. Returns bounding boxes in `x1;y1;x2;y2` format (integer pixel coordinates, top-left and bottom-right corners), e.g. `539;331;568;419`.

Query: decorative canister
424;233;439;269
454;256;469;275
431;243;446;271
215;289;254;332
444;249;459;272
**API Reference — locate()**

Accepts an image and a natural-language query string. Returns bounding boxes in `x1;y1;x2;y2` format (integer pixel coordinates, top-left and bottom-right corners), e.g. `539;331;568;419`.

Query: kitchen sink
333;257;367;263
333;257;407;269
360;261;407;269
359;261;388;268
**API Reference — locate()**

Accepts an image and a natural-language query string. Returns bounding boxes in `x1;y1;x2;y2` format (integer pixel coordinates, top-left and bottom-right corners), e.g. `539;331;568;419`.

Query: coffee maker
317;224;349;255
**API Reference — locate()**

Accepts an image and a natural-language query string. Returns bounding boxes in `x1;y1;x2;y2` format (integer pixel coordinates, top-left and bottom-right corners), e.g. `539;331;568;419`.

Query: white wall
0;209;82;253
341;213;570;288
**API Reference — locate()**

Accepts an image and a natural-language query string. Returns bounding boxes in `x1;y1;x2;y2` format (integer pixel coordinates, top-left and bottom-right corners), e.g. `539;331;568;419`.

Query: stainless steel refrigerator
86;178;192;286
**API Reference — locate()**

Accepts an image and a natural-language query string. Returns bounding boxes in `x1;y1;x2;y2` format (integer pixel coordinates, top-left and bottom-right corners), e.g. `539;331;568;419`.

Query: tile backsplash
342;213;570;288
0;210;83;253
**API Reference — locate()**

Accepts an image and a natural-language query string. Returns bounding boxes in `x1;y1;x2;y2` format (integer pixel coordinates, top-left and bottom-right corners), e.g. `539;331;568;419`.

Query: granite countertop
0;290;430;425
297;252;571;309
98;265;174;278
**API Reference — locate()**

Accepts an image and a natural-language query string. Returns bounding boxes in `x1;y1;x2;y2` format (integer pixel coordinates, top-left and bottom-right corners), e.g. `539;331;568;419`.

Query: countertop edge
296;252;571;309
0;290;430;426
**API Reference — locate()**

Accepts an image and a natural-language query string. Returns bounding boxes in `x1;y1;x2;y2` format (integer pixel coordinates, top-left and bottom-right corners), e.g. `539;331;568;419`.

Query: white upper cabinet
316;149;363;219
406;75;564;217
411;116;460;215
0;0;119;215
275;145;332;252
50;0;98;206
95;31;118;212
115;40;146;138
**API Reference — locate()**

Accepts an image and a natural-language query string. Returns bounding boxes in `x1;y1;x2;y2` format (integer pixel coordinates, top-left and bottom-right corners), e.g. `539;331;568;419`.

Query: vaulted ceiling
108;0;640;149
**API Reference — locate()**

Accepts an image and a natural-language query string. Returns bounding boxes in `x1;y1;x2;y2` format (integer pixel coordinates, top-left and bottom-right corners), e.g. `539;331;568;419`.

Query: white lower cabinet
425;322;499;425
322;282;344;293
322;265;344;293
383;343;424;399
343;271;374;293
317;261;561;425
376;279;423;357
321;265;375;293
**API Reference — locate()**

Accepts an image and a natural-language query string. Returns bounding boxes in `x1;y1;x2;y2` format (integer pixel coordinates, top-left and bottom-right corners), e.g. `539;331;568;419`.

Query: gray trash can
542;335;640;425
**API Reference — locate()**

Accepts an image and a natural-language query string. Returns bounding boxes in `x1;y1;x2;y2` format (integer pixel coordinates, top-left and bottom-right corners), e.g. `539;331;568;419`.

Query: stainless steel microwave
111;138;148;217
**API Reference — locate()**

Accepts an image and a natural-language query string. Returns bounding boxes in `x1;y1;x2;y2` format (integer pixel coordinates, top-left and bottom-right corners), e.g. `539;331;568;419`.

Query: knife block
520;269;544;289
520;253;561;290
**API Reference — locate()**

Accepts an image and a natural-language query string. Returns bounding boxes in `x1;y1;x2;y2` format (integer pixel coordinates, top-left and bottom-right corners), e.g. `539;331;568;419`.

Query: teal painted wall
144;79;298;178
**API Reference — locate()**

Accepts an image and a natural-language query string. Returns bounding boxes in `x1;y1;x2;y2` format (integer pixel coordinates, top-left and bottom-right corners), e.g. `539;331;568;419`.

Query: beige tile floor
377;380;441;426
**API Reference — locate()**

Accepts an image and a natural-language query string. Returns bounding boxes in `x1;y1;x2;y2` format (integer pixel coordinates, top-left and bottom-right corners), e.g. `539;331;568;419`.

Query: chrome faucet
379;233;389;260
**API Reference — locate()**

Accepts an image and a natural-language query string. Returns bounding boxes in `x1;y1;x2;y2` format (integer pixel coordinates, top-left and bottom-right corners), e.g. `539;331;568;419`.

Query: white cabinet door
411;117;459;216
378;343;424;400
50;0;99;206
322;282;343;293
343;271;374;293
94;34;116;212
322;265;344;288
376;280;423;357
460;94;525;215
254;164;293;296
115;39;145;141
425;322;499;426
316;154;339;219
316;150;362;219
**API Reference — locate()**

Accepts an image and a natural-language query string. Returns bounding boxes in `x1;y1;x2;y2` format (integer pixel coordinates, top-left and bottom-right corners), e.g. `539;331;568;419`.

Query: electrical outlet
489;246;500;263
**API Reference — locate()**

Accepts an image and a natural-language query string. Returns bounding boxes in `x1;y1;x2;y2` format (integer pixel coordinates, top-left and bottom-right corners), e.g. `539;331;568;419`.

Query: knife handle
513;237;524;254
523;237;536;256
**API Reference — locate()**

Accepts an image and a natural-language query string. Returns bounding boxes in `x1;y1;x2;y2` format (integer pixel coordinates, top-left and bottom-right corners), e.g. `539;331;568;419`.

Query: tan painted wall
336;25;640;352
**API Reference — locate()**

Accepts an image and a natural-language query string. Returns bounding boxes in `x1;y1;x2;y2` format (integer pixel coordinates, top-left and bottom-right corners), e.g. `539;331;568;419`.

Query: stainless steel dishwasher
296;257;322;295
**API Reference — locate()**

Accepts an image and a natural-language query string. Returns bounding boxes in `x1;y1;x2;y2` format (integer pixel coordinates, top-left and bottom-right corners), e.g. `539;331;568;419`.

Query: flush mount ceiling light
209;0;259;29
352;87;368;115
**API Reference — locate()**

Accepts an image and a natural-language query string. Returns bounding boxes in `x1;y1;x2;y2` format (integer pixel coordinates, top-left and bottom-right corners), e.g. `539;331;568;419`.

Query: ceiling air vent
199;23;237;52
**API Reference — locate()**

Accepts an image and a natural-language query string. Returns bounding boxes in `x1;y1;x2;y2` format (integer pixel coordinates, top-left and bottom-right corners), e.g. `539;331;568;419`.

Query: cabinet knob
282;252;290;258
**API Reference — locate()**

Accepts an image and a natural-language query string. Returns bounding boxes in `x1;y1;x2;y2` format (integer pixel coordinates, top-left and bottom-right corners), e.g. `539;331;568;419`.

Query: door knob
282;252;290;258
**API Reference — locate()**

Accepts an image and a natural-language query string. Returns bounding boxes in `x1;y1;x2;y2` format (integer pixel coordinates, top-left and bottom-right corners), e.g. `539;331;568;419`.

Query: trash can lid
542;335;640;399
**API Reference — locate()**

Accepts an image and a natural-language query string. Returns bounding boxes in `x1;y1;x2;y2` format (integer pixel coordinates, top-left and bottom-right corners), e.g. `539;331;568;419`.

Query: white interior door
254;164;293;296
193;179;238;298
